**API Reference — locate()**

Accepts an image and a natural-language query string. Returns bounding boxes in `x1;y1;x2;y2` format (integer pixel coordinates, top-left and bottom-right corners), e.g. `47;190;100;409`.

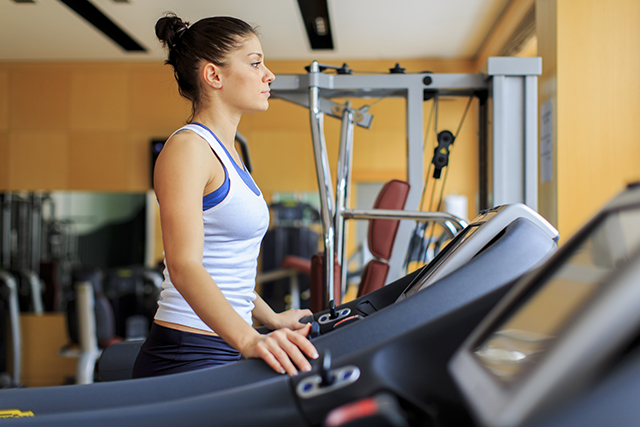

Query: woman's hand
272;308;313;332
240;324;319;375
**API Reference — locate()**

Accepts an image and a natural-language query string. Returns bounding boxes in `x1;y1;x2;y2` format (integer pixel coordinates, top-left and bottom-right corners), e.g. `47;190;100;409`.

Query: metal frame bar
487;57;542;210
335;104;355;296
270;57;541;308
342;209;467;227
308;62;336;305
0;270;21;386
1;194;11;269
256;269;300;310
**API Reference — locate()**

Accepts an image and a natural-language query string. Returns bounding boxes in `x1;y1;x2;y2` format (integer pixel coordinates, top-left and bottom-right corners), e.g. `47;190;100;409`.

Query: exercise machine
271;57;542;304
0;269;21;388
301;202;557;336
450;182;640;427
0;197;558;423
325;181;640;427
97;201;557;379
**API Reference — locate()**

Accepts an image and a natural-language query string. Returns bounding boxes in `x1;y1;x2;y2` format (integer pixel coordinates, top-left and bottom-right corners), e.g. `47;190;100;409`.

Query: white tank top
154;123;270;332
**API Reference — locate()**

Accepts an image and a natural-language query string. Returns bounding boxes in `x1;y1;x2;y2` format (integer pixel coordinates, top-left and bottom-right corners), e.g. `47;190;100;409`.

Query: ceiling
0;0;512;62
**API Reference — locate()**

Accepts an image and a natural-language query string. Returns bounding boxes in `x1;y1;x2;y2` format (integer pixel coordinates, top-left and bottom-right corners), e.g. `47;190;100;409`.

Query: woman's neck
193;107;240;151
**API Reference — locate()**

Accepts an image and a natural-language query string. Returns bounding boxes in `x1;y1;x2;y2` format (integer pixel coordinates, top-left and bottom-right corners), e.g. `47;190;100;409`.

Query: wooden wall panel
70;70;129;132
240;98;310;131
129;66;190;133
243;129;318;199
538;0;640;241
127;131;156;191
69;132;129;190
0;133;7;189
9;130;68;190
556;0;640;239
536;0;559;228
0;57;481;224
10;70;70;130
19;314;77;387
0;71;8;131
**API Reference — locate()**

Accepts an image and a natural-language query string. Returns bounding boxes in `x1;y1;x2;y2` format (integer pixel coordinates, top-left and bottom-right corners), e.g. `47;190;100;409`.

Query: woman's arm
155;132;317;375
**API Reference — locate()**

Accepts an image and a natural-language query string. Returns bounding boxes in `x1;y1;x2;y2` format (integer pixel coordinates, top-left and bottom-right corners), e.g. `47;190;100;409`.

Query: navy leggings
132;323;241;379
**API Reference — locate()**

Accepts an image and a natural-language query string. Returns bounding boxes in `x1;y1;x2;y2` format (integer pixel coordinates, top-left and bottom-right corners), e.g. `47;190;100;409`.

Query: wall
0;58;480;263
0;62;190;192
244;58;480;212
537;0;640;240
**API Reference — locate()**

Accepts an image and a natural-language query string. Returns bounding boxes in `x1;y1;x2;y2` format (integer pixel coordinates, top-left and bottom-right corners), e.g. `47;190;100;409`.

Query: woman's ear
202;63;222;89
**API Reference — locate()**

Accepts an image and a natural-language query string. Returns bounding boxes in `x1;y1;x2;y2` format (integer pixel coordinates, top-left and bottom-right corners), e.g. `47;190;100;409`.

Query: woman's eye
252;62;261;68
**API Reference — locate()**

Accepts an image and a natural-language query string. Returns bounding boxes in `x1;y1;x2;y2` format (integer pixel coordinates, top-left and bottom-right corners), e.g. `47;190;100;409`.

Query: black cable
454;95;474;139
435;94;473;209
406;95;474;269
405;97;436;271
423;95;474;265
419;100;437;210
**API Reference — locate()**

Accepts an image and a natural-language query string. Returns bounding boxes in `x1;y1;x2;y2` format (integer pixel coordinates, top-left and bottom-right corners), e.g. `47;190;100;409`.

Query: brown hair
155;14;257;121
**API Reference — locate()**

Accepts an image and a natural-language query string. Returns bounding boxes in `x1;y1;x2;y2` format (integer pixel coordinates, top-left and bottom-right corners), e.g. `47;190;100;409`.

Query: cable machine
270;56;541;307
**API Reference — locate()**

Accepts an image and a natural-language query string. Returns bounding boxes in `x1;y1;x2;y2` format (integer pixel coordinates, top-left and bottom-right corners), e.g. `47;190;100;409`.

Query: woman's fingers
255;341;286;374
294;322;312;337
257;328;319;376
290;324;318;357
270;329;311;375
275;334;306;375
278;308;314;330
259;332;301;375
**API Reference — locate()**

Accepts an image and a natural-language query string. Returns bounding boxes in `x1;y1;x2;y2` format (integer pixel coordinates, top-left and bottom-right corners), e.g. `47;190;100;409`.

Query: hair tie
171;25;189;47
176;25;189;36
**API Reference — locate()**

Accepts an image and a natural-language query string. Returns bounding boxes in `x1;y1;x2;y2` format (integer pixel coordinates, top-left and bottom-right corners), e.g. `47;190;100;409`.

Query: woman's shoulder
163;128;210;152
156;128;214;171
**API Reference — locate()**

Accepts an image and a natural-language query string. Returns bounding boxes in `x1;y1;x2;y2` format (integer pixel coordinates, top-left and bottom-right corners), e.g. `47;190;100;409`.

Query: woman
132;14;318;378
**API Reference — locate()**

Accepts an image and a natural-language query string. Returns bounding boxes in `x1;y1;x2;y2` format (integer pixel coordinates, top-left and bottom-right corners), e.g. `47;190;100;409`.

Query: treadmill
304;203;558;335
449;182;640;427
98;202;558;381
291;181;640;427
0;203;559;425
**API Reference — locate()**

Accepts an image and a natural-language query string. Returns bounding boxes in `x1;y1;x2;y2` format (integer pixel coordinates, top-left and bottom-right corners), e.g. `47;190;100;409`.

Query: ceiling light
297;0;334;50
59;0;146;52
314;17;327;36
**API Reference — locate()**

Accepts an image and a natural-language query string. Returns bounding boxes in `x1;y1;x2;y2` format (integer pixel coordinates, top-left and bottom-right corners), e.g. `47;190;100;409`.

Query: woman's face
216;34;275;115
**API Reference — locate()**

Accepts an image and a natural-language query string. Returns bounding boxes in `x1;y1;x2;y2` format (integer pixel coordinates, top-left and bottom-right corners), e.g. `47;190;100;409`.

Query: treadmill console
450;188;640;427
307;203;558;335
399;204;559;301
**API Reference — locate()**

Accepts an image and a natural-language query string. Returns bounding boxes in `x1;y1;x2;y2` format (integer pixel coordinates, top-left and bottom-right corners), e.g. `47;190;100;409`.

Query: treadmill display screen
402;224;482;298
473;206;640;384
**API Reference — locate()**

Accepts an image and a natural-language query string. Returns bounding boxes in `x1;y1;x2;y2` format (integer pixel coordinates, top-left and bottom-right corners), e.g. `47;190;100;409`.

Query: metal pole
335;103;355;298
387;83;425;282
30;193;42;274
478;93;490;210
0;270;21;386
524;75;539;211
75;281;99;384
24;270;44;315
342;209;467;231
1;194;11;269
308;61;336;306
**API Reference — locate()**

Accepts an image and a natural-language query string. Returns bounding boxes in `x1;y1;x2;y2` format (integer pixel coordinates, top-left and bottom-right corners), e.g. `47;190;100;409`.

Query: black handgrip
329;299;337;319
319;349;334;386
299;315;314;324
310;321;321;339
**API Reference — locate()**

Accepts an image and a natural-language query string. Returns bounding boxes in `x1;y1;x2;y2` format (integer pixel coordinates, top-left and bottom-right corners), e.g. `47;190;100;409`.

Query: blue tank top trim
193;123;261;196
202;165;230;211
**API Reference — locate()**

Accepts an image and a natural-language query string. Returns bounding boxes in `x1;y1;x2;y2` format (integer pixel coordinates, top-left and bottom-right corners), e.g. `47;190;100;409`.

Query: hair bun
155;13;189;48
